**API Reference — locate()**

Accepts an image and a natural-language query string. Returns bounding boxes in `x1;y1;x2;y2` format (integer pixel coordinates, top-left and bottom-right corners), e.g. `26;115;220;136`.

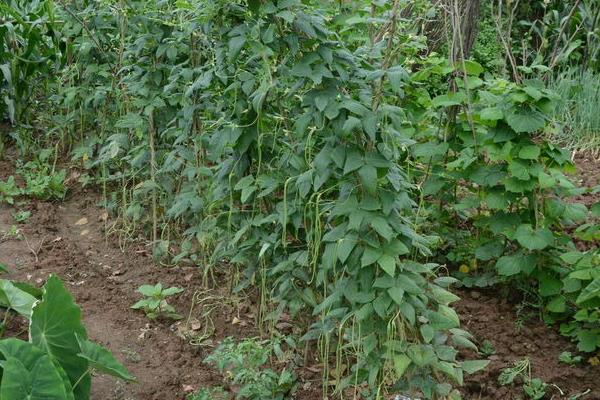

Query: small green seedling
12;210;31;223
499;358;548;400
186;387;229;400
559;351;583;365
1;225;23;241
204;337;296;400
523;378;547;400
478;339;496;356
0;176;21;204
131;283;184;320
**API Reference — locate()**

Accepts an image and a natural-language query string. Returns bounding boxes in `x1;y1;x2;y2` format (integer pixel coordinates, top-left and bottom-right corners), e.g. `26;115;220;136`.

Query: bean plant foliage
2;0;600;399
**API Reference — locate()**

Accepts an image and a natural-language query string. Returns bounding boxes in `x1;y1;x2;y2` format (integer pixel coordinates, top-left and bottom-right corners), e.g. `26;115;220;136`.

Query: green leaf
496;253;537;276
161;287;184;297
420;324;434;343
0;339;73;399
343;150;363;175
480;107;503;121
378;254;396;277
137;284;161;297
361;246;382;267
0;279;37;318
576;330;599;352
387;287;404;305
505;108;545;133
393;354;412;377
463;60;484;75
30;275;90;399
370;217;394;241
358;165;377;195
75;333;135;381
518;145;541;160
431;92;466;107
576;279;600;304
228;35;246;62
461;360;490;374
514;225;554;251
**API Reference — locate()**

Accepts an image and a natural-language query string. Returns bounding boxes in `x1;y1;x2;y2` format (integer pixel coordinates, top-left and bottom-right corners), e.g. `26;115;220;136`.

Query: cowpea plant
175;1;484;398
410;59;600;353
33;0;486;398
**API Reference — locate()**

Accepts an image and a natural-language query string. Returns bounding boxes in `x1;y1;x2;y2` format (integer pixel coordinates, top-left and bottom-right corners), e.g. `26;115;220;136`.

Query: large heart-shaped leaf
0;339;73;399
0;279;37;318
75;333;135;382
30;275;90;399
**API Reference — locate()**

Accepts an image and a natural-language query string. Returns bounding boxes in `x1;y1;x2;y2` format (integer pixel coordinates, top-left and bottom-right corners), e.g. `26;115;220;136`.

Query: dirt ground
0;151;599;399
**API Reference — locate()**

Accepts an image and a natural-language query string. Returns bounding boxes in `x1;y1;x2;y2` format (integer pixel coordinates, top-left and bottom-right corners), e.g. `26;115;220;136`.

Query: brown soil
457;288;600;400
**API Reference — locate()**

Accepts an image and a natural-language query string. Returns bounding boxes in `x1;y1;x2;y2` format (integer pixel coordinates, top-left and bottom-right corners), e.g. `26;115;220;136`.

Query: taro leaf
0;356;73;399
514;225;554;251
461;359;490;374
0;339;74;399
0;263;8;274
0;279;37;318
75;333;135;381
30;275;90;400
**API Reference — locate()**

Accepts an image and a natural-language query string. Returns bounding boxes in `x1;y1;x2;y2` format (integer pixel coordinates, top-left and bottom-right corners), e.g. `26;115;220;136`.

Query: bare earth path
0;185;219;399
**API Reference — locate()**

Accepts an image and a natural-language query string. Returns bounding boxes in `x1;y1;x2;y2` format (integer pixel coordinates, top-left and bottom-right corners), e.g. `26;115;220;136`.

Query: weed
205;337;296;400
12;210;31;223
131;283;184;320
499;358;547;400
0;176;21;204
17;160;66;201
478;340;496;357
186;387;230;400
523;378;547;400
559;351;583;365
1;225;23;241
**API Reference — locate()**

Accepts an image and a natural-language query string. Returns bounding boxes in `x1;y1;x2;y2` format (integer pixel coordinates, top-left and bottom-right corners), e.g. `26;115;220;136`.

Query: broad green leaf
0;279;37;318
378;254;396;277
480;107;503;121
0;339;73;400
518;145;540;160
361;246;382;267
431;92;466;107
1;356;72;399
463;60;484;75
358;165;377;195
420;324;434;343
576;330;599;352
495;253;537;276
370;217;393;241
387;287;404;305
505;108;545;133
576;279;600;304
514;225;554;250
161;287;184;297
461;360;490;374
393;354;411;377
30;275;90;400
75;333;135;381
